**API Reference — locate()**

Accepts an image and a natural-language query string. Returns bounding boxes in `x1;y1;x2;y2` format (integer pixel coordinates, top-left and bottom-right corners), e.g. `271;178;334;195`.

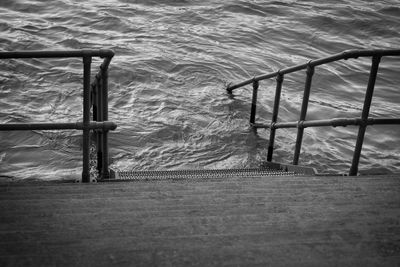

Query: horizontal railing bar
251;122;297;129
227;49;400;92
372;118;400;125
274;121;299;129
251;123;271;129
252;117;400;129
303;117;400;128
0;49;114;59
0;121;117;131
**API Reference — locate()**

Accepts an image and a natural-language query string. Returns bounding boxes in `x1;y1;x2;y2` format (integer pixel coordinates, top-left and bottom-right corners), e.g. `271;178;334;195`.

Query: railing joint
372;55;382;64
251;75;259;85
226;82;233;94
342;49;355;60
98;49;115;59
82;54;92;65
276;71;284;82
306;62;315;75
359;118;369;127
82;49;93;58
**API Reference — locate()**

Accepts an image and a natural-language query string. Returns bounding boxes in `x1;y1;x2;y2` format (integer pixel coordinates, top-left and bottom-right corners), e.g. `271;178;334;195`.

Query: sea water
0;0;399;180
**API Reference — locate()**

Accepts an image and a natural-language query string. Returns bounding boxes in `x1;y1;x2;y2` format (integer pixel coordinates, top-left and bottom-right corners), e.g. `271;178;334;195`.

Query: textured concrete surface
1;175;400;266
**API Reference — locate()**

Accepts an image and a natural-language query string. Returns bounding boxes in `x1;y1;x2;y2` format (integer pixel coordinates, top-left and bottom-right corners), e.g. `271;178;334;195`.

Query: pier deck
1;174;400;266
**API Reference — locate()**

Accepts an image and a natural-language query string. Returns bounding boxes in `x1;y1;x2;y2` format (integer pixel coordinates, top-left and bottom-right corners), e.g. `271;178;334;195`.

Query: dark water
1;0;400;180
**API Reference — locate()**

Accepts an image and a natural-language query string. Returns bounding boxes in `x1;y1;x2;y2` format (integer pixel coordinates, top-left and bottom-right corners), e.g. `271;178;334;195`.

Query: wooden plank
0;175;399;266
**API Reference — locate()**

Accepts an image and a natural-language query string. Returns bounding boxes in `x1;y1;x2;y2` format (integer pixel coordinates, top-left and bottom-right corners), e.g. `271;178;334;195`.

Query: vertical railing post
293;64;314;165
250;79;259;124
91;83;97;121
82;55;92;183
349;55;381;176
101;62;110;179
267;72;284;161
95;74;103;174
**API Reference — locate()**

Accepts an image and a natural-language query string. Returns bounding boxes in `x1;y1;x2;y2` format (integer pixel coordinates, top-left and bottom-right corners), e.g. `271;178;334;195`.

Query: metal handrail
0;49;117;182
226;49;400;175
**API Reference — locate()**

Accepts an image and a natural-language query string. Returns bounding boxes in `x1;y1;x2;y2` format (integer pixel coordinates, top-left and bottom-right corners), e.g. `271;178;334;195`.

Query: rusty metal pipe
0;49;114;59
267;73;284;162
101;63;111;179
82;56;92;183
0;121;117;131
253;118;400;130
226;49;400;93
293;65;314;165
349;56;381;176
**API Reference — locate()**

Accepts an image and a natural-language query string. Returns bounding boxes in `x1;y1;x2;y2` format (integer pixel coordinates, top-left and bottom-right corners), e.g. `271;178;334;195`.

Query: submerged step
108;162;316;181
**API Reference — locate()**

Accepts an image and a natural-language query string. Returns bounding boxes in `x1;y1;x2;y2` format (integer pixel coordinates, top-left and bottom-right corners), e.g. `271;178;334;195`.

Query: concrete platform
1;174;400;266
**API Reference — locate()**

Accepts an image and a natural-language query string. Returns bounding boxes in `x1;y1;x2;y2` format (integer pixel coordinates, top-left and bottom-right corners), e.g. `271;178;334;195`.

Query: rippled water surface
1;0;400;180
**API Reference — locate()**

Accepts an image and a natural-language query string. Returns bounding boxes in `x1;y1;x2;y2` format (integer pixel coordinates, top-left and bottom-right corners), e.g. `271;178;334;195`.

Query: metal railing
0;50;117;182
227;49;400;175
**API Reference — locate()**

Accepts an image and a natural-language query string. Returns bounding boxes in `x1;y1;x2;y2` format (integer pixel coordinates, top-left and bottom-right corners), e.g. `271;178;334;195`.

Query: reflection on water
0;0;399;180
